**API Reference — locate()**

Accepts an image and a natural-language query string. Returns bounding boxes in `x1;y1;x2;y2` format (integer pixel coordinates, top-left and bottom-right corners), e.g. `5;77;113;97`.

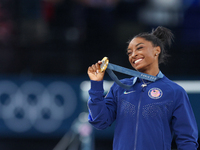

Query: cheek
129;56;134;65
145;50;155;61
145;55;154;63
128;56;131;63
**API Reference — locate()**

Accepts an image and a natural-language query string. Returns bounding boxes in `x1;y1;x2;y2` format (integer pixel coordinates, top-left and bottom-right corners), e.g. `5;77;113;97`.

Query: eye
137;46;143;50
126;51;132;56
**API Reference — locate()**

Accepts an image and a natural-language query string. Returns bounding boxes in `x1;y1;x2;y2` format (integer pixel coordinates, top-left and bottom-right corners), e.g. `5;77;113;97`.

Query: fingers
95;62;101;72
91;64;98;73
98;60;102;65
87;66;94;74
87;60;105;81
88;61;101;73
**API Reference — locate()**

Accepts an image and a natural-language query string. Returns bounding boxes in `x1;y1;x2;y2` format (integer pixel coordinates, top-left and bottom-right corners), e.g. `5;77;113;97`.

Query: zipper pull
142;86;146;92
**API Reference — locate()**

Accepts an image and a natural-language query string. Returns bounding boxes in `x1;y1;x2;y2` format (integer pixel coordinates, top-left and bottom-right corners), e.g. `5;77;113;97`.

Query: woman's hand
87;61;106;81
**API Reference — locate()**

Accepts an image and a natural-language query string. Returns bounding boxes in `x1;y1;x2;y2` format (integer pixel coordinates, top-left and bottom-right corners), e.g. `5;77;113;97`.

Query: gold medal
100;57;109;72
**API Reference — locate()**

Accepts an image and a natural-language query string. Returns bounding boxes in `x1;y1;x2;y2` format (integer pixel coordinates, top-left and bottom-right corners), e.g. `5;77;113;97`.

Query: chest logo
148;88;162;99
124;90;135;94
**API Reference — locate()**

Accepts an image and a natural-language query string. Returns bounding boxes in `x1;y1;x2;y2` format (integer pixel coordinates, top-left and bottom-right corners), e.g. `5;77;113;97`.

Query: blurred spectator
0;0;13;45
0;0;17;73
0;0;199;76
74;0;119;8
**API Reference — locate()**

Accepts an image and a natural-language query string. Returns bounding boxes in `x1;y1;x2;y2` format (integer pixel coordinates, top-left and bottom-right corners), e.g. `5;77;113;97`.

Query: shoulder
162;76;185;91
110;77;135;91
120;77;135;85
160;76;187;98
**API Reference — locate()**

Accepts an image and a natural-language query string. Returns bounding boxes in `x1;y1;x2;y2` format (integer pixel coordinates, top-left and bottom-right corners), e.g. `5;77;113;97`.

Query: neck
138;66;160;77
144;69;160;76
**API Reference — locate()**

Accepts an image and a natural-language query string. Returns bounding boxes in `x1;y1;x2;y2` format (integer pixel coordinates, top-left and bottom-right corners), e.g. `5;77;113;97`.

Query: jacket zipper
134;87;145;150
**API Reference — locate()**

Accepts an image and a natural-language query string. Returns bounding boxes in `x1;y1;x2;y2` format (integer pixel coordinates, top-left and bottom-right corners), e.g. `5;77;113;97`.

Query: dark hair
133;26;174;64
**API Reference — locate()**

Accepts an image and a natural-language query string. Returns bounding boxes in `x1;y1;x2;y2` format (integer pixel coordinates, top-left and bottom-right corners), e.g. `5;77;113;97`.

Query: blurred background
0;0;199;149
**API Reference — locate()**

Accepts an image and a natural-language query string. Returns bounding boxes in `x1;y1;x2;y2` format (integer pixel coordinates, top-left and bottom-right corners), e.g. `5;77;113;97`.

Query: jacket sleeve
172;88;199;150
87;80;117;130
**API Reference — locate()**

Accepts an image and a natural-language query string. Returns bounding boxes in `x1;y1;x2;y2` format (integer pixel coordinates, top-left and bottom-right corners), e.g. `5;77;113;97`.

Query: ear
154;46;161;56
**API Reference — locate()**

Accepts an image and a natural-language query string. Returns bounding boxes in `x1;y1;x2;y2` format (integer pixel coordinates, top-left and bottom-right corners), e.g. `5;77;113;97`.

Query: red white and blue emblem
148;88;163;99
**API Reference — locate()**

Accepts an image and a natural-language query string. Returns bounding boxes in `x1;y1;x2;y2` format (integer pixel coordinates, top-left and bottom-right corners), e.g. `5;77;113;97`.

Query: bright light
138;0;183;26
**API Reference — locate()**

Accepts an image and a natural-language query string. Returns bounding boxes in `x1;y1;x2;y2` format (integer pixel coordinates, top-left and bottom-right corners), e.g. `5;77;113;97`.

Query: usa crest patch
148;88;163;99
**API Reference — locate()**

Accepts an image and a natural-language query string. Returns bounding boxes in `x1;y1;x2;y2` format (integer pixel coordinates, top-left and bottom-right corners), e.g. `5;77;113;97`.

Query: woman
87;26;199;150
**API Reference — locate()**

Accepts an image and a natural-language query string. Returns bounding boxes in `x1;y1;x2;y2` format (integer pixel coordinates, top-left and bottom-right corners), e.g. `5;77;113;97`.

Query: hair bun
151;26;174;47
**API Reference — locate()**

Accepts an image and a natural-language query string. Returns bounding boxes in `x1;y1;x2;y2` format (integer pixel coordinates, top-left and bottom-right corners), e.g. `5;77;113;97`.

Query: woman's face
127;37;160;73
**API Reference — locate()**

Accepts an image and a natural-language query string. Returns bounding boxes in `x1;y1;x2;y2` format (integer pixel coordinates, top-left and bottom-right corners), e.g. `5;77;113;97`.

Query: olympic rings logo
0;80;77;133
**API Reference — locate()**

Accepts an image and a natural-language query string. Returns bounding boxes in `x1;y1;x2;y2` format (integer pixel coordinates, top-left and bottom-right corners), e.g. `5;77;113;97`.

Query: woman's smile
134;58;143;64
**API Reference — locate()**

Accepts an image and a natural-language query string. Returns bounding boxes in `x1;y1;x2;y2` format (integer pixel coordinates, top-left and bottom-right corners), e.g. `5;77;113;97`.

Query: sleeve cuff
90;80;104;91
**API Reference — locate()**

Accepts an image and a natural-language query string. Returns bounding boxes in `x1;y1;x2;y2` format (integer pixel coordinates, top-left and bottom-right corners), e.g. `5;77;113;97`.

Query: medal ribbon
100;57;160;90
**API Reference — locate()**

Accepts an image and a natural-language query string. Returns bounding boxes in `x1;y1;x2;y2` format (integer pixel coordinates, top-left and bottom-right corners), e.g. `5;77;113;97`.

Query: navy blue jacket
88;75;199;150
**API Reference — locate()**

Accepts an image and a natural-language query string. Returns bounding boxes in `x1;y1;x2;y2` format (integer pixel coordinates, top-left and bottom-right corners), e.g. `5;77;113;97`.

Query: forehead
128;37;152;48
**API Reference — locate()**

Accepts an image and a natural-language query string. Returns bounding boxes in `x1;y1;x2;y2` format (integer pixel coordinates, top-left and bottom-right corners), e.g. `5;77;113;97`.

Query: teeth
135;59;143;64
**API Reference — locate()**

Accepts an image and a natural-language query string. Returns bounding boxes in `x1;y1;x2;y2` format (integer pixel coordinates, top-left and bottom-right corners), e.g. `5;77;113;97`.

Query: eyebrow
136;43;144;47
127;42;144;51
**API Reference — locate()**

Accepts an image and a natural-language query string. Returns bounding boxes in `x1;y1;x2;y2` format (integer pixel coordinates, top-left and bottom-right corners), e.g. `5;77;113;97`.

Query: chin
134;66;146;73
131;63;146;72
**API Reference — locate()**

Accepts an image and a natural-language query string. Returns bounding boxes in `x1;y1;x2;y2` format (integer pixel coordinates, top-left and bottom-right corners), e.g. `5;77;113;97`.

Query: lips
134;58;143;64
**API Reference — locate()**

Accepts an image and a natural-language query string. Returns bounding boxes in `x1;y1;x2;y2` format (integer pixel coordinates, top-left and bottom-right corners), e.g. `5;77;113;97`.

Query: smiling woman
87;26;199;150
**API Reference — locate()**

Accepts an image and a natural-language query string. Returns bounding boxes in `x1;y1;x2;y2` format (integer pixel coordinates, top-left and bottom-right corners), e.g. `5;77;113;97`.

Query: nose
130;50;137;58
